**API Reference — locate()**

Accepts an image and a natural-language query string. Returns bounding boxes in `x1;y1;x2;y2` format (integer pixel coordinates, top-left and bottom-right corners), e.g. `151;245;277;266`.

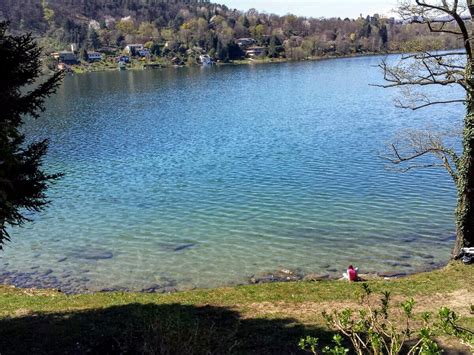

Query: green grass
0;263;472;354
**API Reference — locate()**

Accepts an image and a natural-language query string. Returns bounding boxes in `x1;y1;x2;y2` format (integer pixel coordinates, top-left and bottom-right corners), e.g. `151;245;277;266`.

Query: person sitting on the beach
343;265;358;282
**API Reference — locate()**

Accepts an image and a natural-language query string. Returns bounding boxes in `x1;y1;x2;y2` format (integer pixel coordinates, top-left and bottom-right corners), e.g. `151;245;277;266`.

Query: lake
1;56;463;293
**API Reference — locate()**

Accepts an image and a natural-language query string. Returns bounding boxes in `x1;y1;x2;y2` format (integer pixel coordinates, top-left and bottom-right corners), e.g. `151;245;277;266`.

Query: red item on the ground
347;265;357;281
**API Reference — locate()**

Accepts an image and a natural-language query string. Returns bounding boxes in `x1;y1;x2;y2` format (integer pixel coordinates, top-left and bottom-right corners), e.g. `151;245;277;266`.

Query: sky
217;0;397;19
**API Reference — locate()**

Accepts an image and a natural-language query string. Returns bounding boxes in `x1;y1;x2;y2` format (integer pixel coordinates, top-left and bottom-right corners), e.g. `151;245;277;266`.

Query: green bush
299;284;473;355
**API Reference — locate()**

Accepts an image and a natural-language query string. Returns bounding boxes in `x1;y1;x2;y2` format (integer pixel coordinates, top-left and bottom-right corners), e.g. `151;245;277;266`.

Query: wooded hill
0;0;462;62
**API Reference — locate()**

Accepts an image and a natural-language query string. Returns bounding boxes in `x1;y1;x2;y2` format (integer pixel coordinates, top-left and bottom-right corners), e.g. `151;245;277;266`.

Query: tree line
0;0;463;63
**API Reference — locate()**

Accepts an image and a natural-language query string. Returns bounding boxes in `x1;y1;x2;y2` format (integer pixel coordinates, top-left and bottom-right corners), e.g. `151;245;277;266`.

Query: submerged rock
83;251;113;260
389;262;412;268
421;254;435;259
250;269;302;284
43;269;54;276
173;243;195;252
68;249;113;261
156;241;197;252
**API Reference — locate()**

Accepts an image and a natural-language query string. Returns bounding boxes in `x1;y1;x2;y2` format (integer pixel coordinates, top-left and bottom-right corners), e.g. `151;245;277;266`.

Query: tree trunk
453;63;474;256
454;2;474;257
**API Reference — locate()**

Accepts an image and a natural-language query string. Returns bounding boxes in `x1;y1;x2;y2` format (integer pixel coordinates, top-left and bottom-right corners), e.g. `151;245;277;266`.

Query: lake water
1;56;463;293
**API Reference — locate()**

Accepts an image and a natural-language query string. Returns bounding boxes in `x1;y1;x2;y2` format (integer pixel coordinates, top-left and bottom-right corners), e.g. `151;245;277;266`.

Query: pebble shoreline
0;260;448;295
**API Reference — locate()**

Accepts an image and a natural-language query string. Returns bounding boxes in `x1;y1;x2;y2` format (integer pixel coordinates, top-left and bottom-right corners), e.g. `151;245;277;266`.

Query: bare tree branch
426;21;463;35
380;129;461;183
399;0;474;60
386;163;446;172
402;52;466;60
376;1;468;182
372;55;466;90
415;0;451;13
396;99;466;110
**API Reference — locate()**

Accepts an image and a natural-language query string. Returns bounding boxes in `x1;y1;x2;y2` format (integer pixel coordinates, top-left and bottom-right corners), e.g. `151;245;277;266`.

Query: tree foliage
0;21;63;248
0;0;463;61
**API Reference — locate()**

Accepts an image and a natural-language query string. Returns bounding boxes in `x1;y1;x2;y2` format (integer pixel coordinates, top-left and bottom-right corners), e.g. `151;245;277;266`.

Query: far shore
63;50;400;75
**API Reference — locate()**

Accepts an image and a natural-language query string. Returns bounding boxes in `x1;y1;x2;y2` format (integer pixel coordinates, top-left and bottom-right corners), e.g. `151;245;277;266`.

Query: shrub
299;284;473;354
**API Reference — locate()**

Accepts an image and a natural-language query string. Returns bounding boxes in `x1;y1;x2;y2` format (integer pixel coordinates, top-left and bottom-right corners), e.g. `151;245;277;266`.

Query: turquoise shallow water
1;56;463;292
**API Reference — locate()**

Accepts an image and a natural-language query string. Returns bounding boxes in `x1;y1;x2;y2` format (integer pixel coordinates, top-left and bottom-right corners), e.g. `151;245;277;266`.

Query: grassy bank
0;263;472;354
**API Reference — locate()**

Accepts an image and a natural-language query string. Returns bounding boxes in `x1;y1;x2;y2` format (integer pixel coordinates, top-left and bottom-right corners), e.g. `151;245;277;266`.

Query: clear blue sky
217;0;396;19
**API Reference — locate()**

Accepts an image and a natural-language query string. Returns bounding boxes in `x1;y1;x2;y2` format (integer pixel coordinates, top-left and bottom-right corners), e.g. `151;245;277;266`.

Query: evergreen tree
0;22;63;248
243;16;250;28
80;47;88;61
216;39;224;59
268;35;278;58
87;28;100;50
150;42;161;56
360;19;372;38
227;41;244;60
378;25;388;48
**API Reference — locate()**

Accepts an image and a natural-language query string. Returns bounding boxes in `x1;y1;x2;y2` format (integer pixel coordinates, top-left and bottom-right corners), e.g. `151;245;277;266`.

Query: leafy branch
299;284;473;354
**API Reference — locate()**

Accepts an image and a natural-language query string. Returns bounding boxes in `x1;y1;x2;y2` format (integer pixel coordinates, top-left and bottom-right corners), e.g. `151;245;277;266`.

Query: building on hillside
52;51;79;65
137;48;150;57
87;52;103;62
98;47;118;54
236;38;256;48
125;44;144;56
245;46;266;58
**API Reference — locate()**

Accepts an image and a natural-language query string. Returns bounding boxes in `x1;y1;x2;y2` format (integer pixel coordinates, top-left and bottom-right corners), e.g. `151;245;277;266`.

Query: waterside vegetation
0;263;472;354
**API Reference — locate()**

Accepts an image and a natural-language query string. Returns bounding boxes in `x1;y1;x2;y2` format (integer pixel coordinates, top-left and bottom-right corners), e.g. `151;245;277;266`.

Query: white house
125;44;144;55
245;46;266;58
87;52;103;62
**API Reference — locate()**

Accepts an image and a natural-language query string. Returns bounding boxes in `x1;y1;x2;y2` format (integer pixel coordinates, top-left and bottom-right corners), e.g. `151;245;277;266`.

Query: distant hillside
0;0;212;33
0;0;462;64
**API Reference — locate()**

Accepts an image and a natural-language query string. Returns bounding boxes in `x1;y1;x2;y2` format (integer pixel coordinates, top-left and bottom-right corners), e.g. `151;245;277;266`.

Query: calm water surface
1;56;463;292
